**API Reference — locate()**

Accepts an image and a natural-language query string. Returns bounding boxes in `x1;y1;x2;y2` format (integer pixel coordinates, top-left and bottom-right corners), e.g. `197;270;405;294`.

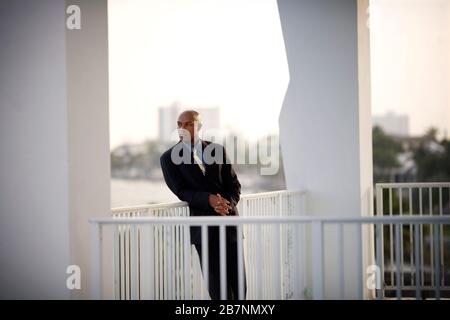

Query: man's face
177;112;201;143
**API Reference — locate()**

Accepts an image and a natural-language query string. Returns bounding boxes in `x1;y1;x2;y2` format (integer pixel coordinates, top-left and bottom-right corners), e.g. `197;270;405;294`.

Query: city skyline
109;0;450;149
108;0;288;149
370;0;450;140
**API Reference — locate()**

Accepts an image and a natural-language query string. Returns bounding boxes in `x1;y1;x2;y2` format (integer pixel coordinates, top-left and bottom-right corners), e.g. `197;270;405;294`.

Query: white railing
111;201;190;300
92;184;450;300
109;190;306;300
375;182;450;299
237;190;306;299
90;215;450;300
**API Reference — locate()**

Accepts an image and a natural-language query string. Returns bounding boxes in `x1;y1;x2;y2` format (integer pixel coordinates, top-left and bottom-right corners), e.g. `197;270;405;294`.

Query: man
160;110;246;300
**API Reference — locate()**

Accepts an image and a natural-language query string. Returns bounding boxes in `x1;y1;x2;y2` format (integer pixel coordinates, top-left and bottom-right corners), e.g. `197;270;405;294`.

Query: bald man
160;110;246;300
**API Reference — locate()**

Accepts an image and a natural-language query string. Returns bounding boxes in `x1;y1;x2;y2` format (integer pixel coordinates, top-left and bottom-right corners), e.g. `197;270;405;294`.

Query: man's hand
208;194;232;216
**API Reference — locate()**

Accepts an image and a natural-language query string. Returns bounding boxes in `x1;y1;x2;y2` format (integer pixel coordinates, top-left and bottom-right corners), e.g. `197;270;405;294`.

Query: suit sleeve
220;146;241;211
160;154;211;211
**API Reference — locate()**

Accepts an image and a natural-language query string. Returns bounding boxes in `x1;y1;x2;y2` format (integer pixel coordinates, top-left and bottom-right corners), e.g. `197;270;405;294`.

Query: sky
108;0;288;149
370;0;450;138
109;0;450;149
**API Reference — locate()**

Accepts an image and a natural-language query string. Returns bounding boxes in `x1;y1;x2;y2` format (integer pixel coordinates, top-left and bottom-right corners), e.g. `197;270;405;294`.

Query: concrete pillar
65;0;111;299
0;0;110;299
0;0;71;299
278;0;373;299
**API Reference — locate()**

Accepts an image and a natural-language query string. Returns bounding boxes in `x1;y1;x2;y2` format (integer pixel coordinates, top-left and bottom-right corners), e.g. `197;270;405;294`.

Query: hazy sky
108;0;288;148
109;0;450;149
370;0;450;138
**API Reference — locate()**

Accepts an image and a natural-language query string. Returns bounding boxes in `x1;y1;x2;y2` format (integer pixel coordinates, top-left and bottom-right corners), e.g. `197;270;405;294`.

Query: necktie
193;147;206;176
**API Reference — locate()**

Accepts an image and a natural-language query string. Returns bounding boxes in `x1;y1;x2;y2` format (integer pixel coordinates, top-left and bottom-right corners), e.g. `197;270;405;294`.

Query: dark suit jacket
160;140;241;244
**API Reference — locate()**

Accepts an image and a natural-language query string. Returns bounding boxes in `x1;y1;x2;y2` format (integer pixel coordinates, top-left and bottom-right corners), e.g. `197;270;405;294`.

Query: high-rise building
158;102;182;142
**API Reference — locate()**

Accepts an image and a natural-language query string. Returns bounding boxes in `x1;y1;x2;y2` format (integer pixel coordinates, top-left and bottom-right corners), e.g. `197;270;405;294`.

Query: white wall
277;0;373;299
0;0;111;299
0;0;71;299
66;0;111;299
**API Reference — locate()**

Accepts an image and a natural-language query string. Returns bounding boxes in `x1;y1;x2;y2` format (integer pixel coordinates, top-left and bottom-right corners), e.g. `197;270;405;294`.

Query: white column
0;0;111;299
278;0;373;299
66;0;111;299
0;0;70;299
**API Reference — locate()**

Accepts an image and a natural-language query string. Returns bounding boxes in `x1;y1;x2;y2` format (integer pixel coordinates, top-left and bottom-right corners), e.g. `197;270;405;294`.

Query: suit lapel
201;140;217;178
177;140;217;181
202;141;222;185
180;142;206;180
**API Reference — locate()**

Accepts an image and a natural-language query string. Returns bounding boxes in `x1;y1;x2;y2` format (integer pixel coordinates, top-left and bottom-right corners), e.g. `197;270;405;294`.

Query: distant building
158;102;221;142
372;111;410;136
158;102;182;143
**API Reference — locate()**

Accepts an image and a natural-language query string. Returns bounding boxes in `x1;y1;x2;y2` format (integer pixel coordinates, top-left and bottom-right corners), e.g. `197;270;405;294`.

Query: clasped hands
208;193;232;216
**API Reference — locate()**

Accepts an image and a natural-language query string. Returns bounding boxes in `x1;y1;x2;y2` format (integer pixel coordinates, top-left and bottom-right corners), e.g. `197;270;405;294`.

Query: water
111;178;179;208
111;176;265;208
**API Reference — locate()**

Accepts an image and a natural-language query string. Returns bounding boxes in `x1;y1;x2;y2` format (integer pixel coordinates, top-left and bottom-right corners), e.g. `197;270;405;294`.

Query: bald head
177;110;202;143
178;110;201;123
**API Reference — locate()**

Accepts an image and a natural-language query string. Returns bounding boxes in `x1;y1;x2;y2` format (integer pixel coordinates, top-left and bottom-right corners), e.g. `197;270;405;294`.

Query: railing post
242;198;247;216
237;224;245;300
356;224;363;300
201;225;209;299
279;192;283;216
395;223;401;299
434;223;441;300
113;224;120;300
375;184;385;299
414;223;421;300
183;224;191;300
138;222;155;300
130;224;138;300
167;222;173;300
375;184;383;218
255;224;262;299
273;223;282;300
91;222;102;300
312;221;324;299
219;225;227;300
375;223;384;300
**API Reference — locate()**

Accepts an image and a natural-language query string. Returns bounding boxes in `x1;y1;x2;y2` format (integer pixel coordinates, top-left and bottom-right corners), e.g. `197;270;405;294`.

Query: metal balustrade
375;182;450;299
109;190;306;300
111;202;191;300
90;215;450;300
90;185;450;300
237;190;306;299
